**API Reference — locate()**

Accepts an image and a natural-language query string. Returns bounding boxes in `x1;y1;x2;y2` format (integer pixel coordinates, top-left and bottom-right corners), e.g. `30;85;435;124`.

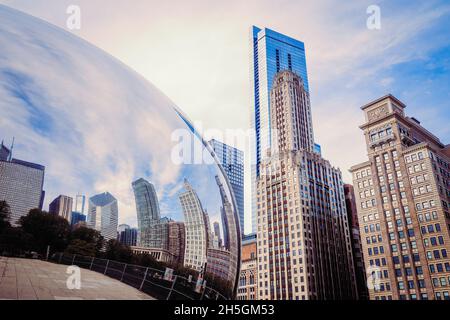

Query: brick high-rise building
350;94;450;300
168;221;185;265
237;233;258;300
256;71;357;300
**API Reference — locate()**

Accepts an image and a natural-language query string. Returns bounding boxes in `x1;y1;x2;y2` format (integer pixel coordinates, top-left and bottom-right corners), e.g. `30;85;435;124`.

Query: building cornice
349;161;371;173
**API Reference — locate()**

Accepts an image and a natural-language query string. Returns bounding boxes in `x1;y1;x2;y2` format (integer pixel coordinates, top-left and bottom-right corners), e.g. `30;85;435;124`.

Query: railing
49;253;227;301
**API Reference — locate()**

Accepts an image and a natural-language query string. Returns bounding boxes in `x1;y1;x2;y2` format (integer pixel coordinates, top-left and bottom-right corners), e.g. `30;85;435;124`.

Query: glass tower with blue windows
209;139;244;237
250;26;311;233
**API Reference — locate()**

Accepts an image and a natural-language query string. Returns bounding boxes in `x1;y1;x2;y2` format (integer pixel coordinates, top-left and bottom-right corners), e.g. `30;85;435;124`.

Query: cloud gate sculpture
0;5;240;299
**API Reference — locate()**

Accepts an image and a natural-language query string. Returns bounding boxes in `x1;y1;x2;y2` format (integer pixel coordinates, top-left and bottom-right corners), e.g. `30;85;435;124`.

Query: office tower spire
255;69;357;300
271;71;314;153
250;26;310;233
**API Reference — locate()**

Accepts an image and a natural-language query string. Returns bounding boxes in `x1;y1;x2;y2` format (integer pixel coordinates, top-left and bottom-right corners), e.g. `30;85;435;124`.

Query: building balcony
369;133;396;148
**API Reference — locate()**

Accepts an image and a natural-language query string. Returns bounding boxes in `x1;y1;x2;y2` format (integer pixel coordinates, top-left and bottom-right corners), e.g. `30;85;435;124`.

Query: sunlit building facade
87;192;118;242
256;71;356;300
250;26;310;233
179;179;208;271
132;178;165;248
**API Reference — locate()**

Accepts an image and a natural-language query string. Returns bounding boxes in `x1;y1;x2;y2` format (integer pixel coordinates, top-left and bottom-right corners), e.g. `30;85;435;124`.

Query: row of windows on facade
374;292;449;300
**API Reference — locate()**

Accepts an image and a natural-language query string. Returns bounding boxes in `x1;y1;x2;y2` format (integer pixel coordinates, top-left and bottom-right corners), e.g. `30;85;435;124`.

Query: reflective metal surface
0;5;240;297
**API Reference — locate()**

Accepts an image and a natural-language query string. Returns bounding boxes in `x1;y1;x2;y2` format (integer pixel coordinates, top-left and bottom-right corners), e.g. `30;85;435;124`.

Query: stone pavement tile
18;287;37;300
34;287;54;300
0;258;154;300
0;287;18;300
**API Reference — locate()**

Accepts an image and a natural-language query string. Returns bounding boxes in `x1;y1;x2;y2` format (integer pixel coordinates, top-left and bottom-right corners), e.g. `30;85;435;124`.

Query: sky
1;0;449;234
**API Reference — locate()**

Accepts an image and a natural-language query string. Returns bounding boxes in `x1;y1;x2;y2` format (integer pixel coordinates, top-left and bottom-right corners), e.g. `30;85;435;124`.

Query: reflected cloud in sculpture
0;5;240;297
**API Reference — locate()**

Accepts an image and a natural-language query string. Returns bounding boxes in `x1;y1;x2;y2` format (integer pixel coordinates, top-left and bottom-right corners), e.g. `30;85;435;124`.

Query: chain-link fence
50;253;227;300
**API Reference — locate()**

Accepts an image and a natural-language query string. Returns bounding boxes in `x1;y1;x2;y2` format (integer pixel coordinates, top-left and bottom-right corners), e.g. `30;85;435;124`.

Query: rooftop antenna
8;137;15;162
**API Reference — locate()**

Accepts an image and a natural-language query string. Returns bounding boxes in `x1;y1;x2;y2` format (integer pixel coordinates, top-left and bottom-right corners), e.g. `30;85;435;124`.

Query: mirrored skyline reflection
0;4;240;291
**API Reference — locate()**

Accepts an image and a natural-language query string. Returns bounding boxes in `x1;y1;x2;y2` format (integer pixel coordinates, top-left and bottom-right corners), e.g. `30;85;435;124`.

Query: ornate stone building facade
350;95;450;300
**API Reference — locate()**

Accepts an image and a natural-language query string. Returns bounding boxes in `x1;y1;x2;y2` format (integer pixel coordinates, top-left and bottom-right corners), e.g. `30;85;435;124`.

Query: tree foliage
19;208;71;253
65;239;97;257
70;226;104;255
104;239;133;263
0;201;11;233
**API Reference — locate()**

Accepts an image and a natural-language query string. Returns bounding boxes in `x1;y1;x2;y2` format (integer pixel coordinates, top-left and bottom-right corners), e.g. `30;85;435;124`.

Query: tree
65;239;97;257
70;226;104;256
104;239;133;263
0;226;33;254
19;209;71;254
0;201;11;233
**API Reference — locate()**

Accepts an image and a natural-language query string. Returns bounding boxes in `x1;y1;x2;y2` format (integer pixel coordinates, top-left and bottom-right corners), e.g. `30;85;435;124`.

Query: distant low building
130;246;176;264
237;233;257;300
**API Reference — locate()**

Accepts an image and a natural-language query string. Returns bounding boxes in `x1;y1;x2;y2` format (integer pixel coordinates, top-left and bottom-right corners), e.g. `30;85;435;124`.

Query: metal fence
50;253;227;300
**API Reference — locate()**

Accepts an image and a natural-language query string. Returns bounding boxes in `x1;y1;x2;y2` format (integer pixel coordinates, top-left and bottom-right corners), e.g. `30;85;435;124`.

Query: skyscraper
350;94;450;300
74;194;86;214
0;141;45;226
70;211;86;226
209;139;245;236
179;179;208;272
49;195;73;222
250;26;310;233
256;71;356;300
132;178;164;248
117;224;138;247
87;192;118;242
213;221;222;248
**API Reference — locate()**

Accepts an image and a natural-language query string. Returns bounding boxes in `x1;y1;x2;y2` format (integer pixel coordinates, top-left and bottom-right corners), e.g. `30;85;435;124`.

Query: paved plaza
0;257;154;300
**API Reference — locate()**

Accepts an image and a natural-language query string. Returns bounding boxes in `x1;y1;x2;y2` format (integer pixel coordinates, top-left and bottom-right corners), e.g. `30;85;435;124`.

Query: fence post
104;260;110;275
200;285;206;300
89;257;94;270
139;268;149;291
120;264;127;282
58;253;63;264
71;254;77;265
166;275;177;300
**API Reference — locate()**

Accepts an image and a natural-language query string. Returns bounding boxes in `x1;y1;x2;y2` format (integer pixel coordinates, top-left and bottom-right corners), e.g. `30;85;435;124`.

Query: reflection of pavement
0;257;154;300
